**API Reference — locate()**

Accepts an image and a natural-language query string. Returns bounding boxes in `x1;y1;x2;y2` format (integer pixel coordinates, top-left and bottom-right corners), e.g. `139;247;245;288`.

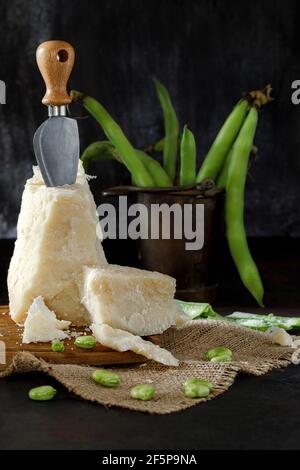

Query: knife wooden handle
36;40;75;106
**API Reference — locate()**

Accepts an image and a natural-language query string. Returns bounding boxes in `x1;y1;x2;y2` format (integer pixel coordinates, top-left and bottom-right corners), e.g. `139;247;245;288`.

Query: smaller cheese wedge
91;323;179;367
22;296;71;344
79;265;181;336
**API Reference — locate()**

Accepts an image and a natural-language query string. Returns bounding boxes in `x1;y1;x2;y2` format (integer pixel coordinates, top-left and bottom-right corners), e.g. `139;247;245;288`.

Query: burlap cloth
0;320;295;414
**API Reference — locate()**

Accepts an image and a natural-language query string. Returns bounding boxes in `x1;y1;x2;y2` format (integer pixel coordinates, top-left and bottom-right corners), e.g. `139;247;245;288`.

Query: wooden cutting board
0;306;162;370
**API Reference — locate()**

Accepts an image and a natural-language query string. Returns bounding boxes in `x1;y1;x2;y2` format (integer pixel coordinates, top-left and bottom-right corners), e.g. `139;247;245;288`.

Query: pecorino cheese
91;323;179;366
8;164;107;326
22;296;70;344
79;265;181;336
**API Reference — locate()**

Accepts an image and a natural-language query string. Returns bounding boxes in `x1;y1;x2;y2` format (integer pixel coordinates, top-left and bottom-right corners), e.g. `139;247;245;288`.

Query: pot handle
101;186;141;196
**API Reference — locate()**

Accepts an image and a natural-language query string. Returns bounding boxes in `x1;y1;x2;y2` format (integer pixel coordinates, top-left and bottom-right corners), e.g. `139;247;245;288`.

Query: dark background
0;0;300;238
1;1;300;450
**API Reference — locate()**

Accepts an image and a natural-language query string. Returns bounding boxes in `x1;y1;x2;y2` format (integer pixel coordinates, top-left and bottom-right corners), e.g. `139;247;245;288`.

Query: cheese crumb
264;327;294;346
91;323;179;367
22;296;71;344
292;350;300;365
70;331;84;339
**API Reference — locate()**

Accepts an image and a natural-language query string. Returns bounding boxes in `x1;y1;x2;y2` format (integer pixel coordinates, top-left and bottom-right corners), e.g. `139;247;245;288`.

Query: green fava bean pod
130;384;156;401
29;385;57;401
80;141;171;187
92;369;121;387
71;92;154;187
197;99;249;183
225;107;264;306
74;335;97;349
152;137;165;153
180;125;197;186
136;150;172;187
154;79;179;183
217;145;258;189
216;147;233;189
81;141;121;171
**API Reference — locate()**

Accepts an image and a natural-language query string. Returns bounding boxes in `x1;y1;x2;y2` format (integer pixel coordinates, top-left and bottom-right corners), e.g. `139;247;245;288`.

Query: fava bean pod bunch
71;83;273;306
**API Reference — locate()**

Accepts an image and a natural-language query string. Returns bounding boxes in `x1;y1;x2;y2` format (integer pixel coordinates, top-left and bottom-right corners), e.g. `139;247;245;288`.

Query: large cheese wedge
8;164;107;325
91;323;179;366
79;265;181;336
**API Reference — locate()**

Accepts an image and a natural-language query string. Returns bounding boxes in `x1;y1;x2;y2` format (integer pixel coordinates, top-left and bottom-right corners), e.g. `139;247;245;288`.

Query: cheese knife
33;40;79;186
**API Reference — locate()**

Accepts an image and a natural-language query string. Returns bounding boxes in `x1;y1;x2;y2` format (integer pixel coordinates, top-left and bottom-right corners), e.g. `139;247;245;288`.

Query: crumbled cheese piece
22;297;71;344
8;163;107;326
290;337;300;348
292;350;300;365
265;327;294;346
79;265;181;336
91;323;179;367
70;331;84;339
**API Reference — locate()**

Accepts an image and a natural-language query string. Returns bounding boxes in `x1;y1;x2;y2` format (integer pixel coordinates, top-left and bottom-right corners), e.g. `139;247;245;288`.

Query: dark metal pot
102;181;224;303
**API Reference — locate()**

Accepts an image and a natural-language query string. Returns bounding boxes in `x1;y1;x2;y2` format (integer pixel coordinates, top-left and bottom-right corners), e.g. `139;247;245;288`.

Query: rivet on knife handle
36;40;75;107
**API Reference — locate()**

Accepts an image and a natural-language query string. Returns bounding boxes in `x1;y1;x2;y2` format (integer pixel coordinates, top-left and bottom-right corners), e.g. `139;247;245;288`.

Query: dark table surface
1;238;300;450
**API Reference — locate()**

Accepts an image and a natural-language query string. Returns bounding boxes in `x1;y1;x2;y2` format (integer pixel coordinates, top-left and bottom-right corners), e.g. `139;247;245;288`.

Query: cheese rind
22;296;71;344
91;323;179;366
79;265;181;336
8;164;107;325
